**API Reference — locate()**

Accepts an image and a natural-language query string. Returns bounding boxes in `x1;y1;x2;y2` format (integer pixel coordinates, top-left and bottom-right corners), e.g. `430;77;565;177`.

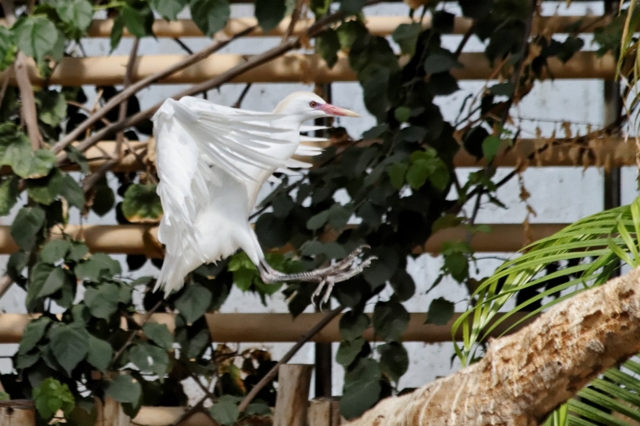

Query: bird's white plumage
153;92;336;294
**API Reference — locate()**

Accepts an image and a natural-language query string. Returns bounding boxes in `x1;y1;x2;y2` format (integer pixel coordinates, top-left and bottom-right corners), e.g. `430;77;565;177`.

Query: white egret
152;92;374;304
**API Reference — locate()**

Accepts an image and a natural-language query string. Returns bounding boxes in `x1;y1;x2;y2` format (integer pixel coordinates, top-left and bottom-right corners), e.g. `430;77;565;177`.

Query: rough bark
347;267;640;426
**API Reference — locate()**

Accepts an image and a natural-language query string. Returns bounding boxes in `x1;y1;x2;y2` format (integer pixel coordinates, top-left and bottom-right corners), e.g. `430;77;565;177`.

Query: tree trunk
347;267;640;425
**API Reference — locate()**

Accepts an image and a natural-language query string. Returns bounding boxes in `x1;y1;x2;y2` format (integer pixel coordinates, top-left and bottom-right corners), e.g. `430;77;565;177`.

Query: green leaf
426;297;454;325
11;206;45;250
122;184;163;223
26;262;53;310
104;374;142;405
49;323;90;376
75;252;121;282
36;90;67;127
41;239;71;264
60;173;85;209
0;27;16;71
255;0;286;33
0;175;19;215
489;82;514;97
387;162;408;190
110;14;124;51
340;0;366;15
56;0;93;33
372;301;409;342
13;16;59;61
37;267;72;299
86;334;113;373
68;241;89;262
328;204;351;230
316;29;341;68
377;342;408;382
65;145;90;174
424;48;463;74
151;0;187;21
84;283;120;320
120;4;154;38
19;316;51;355
91;177;115;216
336;337;365;366
340;358;381;419
175;284;213;324
392;23;421;56
339;310;370;340
143;322;174;350
307;209;330;230
129;343;170;376
209;400;239;426
393;106;411;123
190;0;230;37
482;135;502;163
33;378;75;421
27;169;64;205
406;159;430;190
337;20;367;50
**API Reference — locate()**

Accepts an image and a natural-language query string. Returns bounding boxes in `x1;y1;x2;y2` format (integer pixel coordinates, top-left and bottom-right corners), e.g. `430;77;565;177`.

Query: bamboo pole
96;397;129;426
272;364;314;426
0;312;537;344
0;52;616;87
0;401;35;426
133;407;217;426
308;398;343;426
0;224;566;256
74;15;606;38
0;16;606;38
52;137;638;174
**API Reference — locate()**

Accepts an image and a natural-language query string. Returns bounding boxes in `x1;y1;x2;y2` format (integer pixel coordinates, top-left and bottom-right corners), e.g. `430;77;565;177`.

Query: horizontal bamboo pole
78;138;636;174
77;15;606;39
0;224;565;256
0;51;616;87
0;16;606;39
133;407;216;426
0;312;536;344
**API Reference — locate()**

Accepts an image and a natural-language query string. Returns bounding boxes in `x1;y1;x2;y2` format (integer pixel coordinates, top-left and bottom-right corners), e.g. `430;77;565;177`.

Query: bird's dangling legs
258;245;376;306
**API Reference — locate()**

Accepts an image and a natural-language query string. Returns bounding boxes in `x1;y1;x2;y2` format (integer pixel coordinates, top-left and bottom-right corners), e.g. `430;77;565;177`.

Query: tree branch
115;38;139;160
347;267;640;425
237;305;345;412
51;25;258;155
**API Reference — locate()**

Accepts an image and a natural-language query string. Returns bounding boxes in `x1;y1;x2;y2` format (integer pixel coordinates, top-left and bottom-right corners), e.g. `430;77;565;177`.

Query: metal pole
314;83;333;397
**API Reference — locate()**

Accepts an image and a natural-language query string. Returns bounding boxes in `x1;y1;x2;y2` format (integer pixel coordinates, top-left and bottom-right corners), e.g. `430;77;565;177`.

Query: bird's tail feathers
154;253;191;297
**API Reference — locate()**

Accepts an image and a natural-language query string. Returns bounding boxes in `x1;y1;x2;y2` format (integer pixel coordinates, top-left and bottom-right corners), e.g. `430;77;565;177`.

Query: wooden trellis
0;5;631;426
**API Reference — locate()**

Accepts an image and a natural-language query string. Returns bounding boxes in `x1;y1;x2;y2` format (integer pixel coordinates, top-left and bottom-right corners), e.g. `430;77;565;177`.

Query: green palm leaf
452;196;640;425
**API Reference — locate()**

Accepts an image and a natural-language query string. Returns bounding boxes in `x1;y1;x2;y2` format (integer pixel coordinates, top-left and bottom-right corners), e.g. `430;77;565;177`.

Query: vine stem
237;305;345;412
55;0;385;165
109;300;163;369
1;0;42;149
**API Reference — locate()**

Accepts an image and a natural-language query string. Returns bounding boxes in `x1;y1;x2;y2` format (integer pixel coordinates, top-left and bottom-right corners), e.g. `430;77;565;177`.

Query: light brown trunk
347;267;640;425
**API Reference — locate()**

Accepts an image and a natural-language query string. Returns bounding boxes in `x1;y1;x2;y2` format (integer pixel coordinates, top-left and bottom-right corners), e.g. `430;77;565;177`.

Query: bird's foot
310;246;376;307
258;245;376;307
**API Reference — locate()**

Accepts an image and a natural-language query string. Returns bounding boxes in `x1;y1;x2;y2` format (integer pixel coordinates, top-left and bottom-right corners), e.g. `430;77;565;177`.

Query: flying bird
152;92;374;304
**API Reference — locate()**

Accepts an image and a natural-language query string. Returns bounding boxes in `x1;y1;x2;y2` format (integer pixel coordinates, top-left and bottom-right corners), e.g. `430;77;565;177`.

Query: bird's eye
309;101;318;108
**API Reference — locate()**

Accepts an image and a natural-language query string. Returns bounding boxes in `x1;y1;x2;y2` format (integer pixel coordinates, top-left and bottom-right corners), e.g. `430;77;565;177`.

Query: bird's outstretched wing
152;97;313;263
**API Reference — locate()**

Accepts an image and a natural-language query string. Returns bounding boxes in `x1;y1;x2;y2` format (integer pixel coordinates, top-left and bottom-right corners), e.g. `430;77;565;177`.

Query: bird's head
272;92;360;121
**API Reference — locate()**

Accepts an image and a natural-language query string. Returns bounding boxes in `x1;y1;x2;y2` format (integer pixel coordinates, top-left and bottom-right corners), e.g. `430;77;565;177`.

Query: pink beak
318;103;360;117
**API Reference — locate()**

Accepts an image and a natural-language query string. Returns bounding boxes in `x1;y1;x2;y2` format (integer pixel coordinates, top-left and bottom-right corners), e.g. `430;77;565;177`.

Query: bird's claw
311;245;376;308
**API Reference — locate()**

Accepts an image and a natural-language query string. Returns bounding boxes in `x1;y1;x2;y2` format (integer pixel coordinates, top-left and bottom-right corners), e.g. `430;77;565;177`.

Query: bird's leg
258;245;376;304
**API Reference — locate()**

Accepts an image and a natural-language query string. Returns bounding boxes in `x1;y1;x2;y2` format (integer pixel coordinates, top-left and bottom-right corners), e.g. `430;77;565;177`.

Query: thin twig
232;84;252;109
51;26;258;155
109;300;163;368
237;305;345;412
2;0;42;149
282;0;306;43
116;38;139;160
56;0;384;163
